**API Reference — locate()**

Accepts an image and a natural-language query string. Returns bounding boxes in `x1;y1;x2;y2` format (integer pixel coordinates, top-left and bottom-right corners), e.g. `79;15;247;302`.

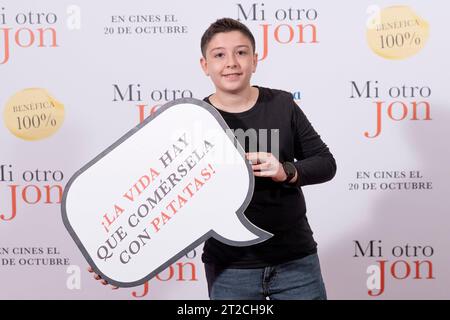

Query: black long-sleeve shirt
202;86;336;267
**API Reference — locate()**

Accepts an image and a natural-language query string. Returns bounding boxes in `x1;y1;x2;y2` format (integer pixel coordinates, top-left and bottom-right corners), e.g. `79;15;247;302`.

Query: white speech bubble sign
61;98;272;287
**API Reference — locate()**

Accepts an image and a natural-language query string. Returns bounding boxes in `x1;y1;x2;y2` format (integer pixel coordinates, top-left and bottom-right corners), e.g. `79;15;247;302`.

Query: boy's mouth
222;72;243;80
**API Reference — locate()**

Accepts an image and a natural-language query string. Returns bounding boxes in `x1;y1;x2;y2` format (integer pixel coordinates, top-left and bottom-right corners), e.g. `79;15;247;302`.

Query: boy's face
200;31;258;95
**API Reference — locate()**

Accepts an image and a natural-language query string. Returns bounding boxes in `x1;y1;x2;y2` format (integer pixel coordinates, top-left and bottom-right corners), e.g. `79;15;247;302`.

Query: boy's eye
214;52;225;58
237;50;247;55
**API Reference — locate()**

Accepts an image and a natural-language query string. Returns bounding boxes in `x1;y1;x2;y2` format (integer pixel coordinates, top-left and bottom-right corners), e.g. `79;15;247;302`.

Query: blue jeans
204;253;327;300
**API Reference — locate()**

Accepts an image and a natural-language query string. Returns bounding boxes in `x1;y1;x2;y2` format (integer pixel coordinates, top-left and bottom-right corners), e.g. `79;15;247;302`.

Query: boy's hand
246;152;295;183
87;266;119;290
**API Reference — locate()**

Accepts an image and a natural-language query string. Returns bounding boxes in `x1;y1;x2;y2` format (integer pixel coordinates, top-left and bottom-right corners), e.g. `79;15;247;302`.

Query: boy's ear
200;57;209;76
252;53;258;73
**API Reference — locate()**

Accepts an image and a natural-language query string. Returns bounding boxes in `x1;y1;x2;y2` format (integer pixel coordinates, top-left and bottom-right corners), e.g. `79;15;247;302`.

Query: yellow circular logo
366;5;429;60
3;88;65;141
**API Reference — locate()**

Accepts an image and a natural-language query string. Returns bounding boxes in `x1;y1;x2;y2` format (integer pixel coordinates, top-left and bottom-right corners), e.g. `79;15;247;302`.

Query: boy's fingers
253;170;269;177
88;266;117;288
246;152;269;164
252;164;262;171
252;163;270;171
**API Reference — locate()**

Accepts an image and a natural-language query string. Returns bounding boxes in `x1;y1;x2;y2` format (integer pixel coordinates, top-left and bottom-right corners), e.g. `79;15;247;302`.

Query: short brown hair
200;18;256;57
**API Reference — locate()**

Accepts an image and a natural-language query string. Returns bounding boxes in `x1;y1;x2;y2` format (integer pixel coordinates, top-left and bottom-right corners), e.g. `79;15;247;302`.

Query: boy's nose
226;55;238;68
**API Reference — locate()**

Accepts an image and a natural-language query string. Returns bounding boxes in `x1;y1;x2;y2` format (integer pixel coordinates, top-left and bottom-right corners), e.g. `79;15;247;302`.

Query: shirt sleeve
290;98;337;187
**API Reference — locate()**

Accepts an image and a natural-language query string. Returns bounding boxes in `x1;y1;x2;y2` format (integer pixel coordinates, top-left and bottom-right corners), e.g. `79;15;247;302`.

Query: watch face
283;162;296;179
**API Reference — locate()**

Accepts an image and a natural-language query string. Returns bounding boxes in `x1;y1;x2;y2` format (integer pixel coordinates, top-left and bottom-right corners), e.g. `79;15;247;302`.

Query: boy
90;17;336;300
199;18;336;300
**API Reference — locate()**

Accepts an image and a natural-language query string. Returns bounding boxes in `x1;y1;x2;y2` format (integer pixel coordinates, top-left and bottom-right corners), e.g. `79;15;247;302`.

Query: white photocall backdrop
1;0;449;299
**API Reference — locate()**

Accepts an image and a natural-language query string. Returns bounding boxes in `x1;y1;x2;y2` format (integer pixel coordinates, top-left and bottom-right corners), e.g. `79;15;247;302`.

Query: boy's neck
210;86;259;113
